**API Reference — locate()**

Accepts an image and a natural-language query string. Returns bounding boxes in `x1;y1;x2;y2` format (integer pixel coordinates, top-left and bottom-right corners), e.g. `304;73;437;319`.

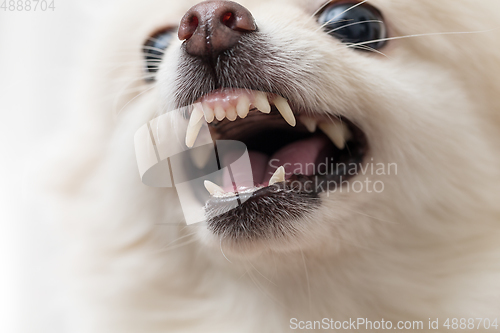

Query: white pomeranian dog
50;0;500;332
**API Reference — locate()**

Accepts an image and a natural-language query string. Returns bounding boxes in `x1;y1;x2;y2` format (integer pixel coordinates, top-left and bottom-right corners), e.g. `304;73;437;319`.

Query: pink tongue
262;135;330;184
222;135;330;190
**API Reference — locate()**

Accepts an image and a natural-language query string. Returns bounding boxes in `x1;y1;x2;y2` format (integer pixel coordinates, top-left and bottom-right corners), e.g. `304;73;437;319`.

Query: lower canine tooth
274;96;296;127
214;105;226;121
254;92;271;114
185;118;204;148
318;121;350;150
299;116;317;133
236;95;250;118
204;180;225;196
269;166;286;185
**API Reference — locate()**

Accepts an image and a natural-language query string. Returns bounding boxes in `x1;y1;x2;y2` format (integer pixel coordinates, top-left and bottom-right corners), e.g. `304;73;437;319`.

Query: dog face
95;0;500;259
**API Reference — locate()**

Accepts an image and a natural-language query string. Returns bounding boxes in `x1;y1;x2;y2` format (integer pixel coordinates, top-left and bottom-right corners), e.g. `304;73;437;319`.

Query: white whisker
220;237;232;263
300;249;312;315
315;0;370;32
113;83;157;116
345;43;389;57
247;261;276;286
311;0;331;18
347;28;499;49
325;19;383;35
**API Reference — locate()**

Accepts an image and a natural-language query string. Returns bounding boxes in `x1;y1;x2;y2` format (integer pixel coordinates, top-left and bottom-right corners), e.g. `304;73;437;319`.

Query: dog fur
49;0;500;332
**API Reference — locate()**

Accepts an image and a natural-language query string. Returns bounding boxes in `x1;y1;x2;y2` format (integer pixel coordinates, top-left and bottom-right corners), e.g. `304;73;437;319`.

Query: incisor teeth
274;96;296;127
188;104;204;128
190;146;213;169
226;107;237;121
236;95;250;119
269;166;286;186
254;92;271;114
185;118;204;148
204;180;225;196
214;105;225;121
318;121;351;150
299;116;317;133
202;103;215;123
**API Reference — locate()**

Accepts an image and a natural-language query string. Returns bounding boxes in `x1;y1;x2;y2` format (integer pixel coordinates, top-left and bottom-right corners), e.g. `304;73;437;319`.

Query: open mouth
182;88;368;237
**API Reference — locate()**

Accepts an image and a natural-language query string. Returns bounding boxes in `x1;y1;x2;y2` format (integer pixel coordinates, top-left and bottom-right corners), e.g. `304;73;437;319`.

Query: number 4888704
1;0;55;11
443;318;499;330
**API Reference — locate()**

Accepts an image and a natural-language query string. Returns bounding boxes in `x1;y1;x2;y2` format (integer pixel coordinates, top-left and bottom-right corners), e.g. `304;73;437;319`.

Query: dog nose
178;0;257;57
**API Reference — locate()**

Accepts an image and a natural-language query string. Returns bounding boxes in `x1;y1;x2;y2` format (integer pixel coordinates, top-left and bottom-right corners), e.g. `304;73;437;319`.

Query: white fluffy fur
48;0;500;332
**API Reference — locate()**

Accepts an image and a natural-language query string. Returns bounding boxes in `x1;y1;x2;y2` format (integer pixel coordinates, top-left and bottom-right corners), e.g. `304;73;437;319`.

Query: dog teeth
226;106;238;121
186;106;205;148
254;91;271;114
202;103;215;123
236;95;250;119
299;116;317;133
185;119;204;148
269;166;286;186
274;96;296;127
204;180;226;196
188;104;204;128
318;120;351;150
214;105;226;121
186;91;300;147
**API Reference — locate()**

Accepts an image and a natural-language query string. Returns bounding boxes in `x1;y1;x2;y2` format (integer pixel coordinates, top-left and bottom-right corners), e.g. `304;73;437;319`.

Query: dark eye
317;2;387;50
143;29;176;81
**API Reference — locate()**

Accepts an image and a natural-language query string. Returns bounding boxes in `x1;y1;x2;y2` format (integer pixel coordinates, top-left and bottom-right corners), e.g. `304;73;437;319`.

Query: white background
0;1;115;331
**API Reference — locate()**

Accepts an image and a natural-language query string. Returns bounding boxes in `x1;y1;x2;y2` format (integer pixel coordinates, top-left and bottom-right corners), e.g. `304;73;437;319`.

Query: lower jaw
204;164;364;241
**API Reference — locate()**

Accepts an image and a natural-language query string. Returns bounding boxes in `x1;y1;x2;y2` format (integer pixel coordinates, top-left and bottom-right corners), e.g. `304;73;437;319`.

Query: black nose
178;0;257;57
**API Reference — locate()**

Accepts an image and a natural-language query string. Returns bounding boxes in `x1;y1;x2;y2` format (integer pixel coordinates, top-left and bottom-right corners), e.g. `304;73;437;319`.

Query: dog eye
143;29;176;81
317;2;387;50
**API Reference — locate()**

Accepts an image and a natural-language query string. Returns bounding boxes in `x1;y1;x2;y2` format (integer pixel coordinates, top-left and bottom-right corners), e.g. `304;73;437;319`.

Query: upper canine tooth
204;180;225;196
188;104;204;128
299;116;317;133
202;103;215;123
226;106;238;121
236;95;250;118
269;166;286;186
214;105;226;121
254;92;271;114
274;96;296;127
185;118;204;148
318;121;350;150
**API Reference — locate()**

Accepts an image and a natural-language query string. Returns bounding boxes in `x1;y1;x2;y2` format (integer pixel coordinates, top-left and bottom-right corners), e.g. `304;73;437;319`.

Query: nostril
178;14;200;41
190;16;199;30
221;12;236;29
186;16;199;39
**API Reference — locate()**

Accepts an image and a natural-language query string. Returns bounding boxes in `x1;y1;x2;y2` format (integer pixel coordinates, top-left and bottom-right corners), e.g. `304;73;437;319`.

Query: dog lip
205;179;322;239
